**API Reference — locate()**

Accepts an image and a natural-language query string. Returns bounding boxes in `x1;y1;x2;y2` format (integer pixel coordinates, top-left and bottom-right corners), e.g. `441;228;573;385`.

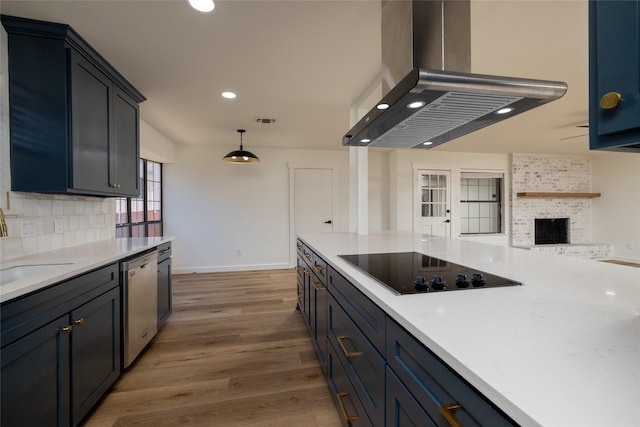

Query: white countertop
298;231;640;427
0;237;173;303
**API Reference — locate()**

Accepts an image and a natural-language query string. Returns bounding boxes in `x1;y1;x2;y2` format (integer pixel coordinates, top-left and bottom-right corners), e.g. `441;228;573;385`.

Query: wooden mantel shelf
516;192;601;198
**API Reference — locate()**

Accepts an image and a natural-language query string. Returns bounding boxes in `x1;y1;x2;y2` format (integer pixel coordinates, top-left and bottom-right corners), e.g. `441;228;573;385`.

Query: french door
414;170;451;237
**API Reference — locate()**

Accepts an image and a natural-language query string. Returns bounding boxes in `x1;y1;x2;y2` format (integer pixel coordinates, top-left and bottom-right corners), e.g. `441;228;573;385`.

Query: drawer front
386;319;517;427
1;263;120;347
327;340;374;427
327;266;385;354
328;294;385;427
386;366;438;427
311;251;327;285
157;242;172;262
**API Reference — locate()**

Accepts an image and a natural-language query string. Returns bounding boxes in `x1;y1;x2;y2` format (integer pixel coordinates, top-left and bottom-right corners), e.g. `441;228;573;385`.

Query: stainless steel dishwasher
121;250;158;368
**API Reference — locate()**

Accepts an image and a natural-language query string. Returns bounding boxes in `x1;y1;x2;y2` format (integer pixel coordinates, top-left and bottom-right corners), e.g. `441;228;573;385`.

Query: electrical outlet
235;249;242;256
54;218;64;234
21;220;36;237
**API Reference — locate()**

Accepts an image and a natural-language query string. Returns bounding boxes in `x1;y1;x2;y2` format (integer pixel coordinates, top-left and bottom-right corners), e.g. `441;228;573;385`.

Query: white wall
164;144;350;273
592;153;640;262
368;150;389;232
388;150;511;246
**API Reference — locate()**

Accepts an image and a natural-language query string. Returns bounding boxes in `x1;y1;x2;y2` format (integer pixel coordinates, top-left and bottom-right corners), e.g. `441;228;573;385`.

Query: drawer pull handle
439;403;463;427
336;393;359;422
304;253;312;260
337;336;362;358
314;264;325;274
59;325;73;333
159;248;171;255
73;318;85;326
312;280;325;291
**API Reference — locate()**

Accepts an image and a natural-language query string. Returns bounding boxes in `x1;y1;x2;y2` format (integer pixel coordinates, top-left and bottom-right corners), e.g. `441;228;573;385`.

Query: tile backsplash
0;192;115;260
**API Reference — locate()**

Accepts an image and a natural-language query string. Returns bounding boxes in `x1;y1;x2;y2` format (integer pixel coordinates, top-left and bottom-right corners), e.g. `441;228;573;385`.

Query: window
116;159;163;237
459;172;503;234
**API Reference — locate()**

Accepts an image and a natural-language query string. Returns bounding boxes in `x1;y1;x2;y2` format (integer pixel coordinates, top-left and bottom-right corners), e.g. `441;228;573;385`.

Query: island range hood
343;0;568;149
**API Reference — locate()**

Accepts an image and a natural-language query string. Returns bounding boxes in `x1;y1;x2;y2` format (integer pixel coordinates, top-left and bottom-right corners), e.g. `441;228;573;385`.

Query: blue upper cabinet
1;15;145;197
589;0;640;152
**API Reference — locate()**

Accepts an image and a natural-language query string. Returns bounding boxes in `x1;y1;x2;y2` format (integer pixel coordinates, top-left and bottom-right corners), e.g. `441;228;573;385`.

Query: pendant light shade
223;129;260;164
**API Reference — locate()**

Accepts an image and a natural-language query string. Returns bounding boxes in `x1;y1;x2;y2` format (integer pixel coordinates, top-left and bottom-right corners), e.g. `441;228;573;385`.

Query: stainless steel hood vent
343;0;568;149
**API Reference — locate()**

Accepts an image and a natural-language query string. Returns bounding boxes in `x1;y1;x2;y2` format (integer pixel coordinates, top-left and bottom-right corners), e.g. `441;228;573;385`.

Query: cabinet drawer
328;294;385;427
157;242;172;262
327;266;385;355
1;263;120;347
327;339;373;427
386;319;517;427
386;366;438;427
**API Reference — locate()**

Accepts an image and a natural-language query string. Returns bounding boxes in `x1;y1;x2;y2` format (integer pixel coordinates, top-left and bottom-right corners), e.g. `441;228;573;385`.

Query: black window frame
115;158;163;238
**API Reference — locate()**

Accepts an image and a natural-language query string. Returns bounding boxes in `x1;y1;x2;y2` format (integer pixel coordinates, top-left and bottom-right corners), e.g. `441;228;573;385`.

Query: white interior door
414;170;451;237
294;168;333;235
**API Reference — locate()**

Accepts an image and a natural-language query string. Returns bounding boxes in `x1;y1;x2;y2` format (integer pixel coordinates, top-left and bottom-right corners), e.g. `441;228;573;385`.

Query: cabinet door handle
59;325;73;333
312;280;325;291
439;403;464;427
159;248;171;255
337;336;362;358
336;393;359;422
73;318;85;326
600;91;622;110
109;183;121;189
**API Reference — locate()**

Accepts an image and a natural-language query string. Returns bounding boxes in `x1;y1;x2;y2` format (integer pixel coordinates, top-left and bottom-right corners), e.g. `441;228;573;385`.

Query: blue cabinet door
386;366;437;427
589;0;640;151
71;287;121;426
157;257;172;328
1;315;71;427
71;51;112;194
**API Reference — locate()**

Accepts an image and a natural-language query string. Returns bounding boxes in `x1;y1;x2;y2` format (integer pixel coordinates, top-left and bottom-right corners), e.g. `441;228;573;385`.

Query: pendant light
223;129;260;164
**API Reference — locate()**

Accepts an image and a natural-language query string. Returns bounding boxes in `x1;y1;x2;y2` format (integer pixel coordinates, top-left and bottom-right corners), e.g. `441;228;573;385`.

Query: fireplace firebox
535;218;569;245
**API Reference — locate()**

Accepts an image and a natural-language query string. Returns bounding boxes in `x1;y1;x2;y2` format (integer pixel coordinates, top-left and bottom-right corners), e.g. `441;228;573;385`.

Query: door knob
324;220;332;224
444;219;450;223
600;92;622;110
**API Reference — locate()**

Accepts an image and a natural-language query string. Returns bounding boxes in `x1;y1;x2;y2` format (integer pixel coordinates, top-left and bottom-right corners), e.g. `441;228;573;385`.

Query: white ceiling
1;0;593;155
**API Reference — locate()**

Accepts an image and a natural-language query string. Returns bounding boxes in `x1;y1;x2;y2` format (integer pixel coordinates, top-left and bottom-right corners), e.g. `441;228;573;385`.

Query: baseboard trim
173;262;293;275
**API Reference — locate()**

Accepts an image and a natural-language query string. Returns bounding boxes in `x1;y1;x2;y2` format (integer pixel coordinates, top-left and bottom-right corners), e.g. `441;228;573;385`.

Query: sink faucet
0;208;8;237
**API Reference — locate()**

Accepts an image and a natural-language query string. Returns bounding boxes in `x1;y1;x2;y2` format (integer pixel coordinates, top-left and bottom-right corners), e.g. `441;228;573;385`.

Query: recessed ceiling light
361;138;371;143
423;141;433;146
188;0;215;13
377;103;390;110
221;91;237;99
497;107;513;114
408;101;425;109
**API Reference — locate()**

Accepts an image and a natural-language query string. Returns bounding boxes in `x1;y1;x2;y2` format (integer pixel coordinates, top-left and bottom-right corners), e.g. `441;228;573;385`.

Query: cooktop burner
339;252;521;295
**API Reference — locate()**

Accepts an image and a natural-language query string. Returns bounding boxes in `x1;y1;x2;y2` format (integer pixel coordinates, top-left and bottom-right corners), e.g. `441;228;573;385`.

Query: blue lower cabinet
0;264;121;427
327;340;373;427
328;294;385;426
1;315;71;427
386;319;517;427
310;272;328;372
71;287;121;425
386;366;437;427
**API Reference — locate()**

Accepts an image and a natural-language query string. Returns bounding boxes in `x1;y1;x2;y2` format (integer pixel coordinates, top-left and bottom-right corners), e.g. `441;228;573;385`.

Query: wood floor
82;269;342;427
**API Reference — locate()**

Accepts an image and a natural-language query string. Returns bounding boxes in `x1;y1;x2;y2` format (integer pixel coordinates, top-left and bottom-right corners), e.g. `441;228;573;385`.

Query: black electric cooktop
339;252;521;295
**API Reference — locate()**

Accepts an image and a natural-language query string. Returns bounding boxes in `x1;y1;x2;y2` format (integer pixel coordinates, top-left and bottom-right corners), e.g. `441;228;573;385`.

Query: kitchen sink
0;261;76;286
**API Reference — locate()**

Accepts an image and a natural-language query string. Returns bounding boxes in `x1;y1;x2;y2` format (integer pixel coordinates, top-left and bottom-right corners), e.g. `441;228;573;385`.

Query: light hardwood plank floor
82;269;342;427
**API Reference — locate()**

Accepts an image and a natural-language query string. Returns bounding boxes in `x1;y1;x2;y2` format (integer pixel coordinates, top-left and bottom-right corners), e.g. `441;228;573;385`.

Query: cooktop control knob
431;275;446;290
414;276;429;292
472;273;486;287
455;274;470;288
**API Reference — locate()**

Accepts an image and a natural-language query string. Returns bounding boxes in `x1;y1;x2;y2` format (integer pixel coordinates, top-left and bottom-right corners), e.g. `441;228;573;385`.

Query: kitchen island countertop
298;231;640;427
0;237;174;303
